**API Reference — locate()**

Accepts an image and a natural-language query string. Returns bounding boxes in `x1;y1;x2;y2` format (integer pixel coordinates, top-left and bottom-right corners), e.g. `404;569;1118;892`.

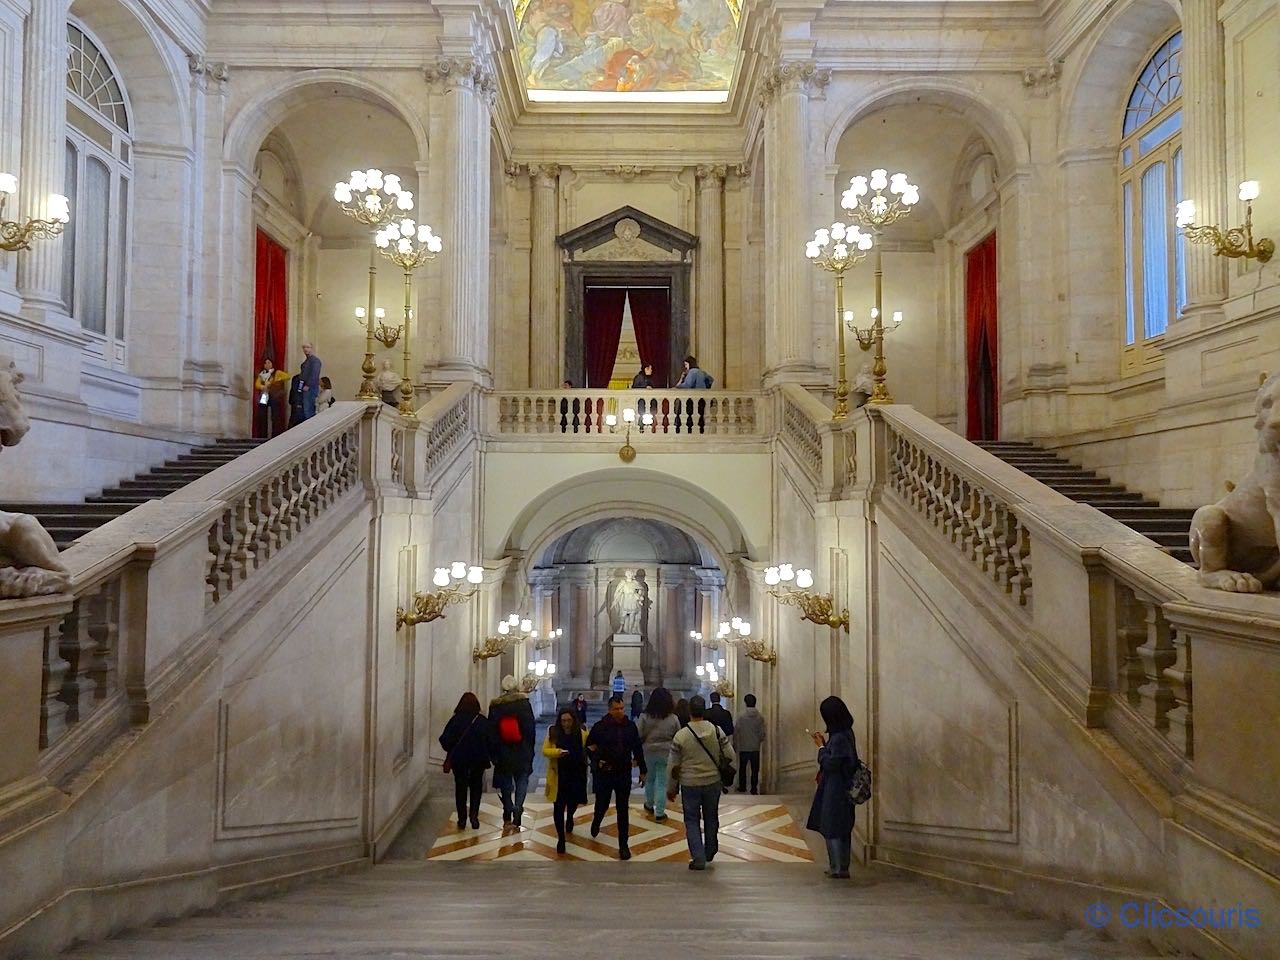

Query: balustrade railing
40;574;122;751
489;389;762;437
779;386;826;482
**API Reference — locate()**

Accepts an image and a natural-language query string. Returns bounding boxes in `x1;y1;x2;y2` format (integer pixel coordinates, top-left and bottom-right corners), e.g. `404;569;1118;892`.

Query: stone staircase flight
2;438;265;550
976;440;1194;564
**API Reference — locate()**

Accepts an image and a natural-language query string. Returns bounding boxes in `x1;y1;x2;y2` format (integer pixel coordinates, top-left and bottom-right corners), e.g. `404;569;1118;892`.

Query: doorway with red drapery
581;282;672;388
253;229;289;438
964;232;999;442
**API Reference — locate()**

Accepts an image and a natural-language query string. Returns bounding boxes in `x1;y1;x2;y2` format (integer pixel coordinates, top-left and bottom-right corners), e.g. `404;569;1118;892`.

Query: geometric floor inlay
426;795;814;862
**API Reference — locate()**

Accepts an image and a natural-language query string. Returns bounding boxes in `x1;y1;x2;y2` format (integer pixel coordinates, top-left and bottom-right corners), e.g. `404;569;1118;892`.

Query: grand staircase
976;441;1194;563
2;438;264;550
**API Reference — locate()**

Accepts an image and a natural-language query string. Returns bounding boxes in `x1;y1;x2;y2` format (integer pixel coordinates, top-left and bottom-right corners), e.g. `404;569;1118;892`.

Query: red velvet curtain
964;233;999;441
627;287;671;387
254;229;288;437
583;286;628;388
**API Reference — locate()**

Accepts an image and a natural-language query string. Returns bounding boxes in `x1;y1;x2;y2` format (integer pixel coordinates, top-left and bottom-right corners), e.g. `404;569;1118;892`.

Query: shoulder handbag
442;716;478;774
693;727;736;790
848;760;872;805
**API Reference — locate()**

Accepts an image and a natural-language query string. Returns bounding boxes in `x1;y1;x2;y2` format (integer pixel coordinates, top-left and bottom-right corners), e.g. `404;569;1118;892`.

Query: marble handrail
486;389;763;437
778;383;828;482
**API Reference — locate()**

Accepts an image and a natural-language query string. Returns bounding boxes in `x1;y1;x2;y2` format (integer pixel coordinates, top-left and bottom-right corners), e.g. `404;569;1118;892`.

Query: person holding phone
543;707;588;854
806;696;861;878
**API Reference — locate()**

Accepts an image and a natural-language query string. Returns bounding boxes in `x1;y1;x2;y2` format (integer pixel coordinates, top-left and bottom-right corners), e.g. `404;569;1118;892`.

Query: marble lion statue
0;357;70;598
1188;373;1280;592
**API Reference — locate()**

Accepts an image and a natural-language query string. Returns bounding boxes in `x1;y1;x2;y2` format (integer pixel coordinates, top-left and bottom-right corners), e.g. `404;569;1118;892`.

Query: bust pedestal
611;633;643;689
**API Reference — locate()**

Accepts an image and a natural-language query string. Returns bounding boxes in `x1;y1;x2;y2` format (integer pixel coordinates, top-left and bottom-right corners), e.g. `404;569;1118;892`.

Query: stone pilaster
425;57;496;384
694;165;726;384
1179;0;1228;321
761;60;829;384
17;0;71;313
529;164;560;387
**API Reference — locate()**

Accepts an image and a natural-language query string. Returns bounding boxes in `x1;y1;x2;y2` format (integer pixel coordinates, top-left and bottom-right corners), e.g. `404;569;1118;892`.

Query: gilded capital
759;60;830;105
425;56;498;105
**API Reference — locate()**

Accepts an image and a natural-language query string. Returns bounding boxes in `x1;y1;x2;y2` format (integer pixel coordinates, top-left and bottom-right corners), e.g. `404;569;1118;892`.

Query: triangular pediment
557;206;697;263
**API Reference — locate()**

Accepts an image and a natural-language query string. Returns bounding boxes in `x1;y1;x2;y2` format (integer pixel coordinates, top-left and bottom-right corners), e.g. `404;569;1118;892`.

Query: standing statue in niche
609;568;646;635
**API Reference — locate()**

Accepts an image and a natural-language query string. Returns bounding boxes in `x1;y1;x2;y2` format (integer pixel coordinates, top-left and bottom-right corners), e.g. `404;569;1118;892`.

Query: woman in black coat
806;695;861;878
438;692;490;830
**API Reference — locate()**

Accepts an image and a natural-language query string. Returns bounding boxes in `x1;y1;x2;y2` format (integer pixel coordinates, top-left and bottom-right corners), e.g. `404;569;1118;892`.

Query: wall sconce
766;563;849;632
0;174;70;252
717;618;777;665
518;657;557;693
604;406;654;463
397;561;483;629
845;308;903;344
1176;181;1274;263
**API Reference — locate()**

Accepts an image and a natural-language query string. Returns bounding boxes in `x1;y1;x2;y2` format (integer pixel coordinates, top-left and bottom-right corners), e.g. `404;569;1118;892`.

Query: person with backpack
488;675;536;828
437;692;490;829
543;707;589;854
586;695;646;860
806;695;861;879
668;695;736;871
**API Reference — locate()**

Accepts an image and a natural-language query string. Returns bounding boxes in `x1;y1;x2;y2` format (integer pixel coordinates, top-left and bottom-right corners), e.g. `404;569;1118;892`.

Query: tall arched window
1119;31;1184;374
64;22;132;367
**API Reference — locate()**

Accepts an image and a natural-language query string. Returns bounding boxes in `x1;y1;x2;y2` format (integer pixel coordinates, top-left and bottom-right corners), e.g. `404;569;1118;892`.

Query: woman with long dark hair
438;692;490;830
674;697;692;729
544;706;589;854
637;687;679;820
806;695;861;878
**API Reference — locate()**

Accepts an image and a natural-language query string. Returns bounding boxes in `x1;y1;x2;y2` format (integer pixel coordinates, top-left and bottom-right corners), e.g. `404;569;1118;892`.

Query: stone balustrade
487;389;763;437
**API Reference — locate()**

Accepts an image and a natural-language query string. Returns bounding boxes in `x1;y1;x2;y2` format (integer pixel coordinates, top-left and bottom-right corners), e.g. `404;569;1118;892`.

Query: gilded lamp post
805;222;874;420
839;169;920;404
333;169;415;400
373;217;443;418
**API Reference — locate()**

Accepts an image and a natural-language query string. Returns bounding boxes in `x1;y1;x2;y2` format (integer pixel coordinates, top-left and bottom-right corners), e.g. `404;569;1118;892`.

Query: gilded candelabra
518;657;557;693
0;174;70;252
396;561;482;629
333;169;414;399
766;564;850;633
1176;180;1274;264
604;406;653;462
712;678;735;700
375;218;443;419
805;222;874;420
715;617;777;665
839;169;921;404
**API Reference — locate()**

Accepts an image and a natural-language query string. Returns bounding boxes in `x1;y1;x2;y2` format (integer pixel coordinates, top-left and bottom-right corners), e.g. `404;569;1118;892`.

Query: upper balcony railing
486;389;766;438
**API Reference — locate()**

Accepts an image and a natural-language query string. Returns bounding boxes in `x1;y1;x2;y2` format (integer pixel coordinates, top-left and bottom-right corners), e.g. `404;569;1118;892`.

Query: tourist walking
586;695;646;860
637;687;680;821
629;687;643;720
437;692;490;829
544;707;589;854
734;693;766;794
611;670;626;697
674;697;691;728
807;695;861;878
668;695;735;870
488;675;536;828
706;690;734;736
574;693;589;726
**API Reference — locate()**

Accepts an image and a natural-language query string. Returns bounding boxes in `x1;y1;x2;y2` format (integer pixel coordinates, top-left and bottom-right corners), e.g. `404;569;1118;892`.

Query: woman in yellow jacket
544;706;589;854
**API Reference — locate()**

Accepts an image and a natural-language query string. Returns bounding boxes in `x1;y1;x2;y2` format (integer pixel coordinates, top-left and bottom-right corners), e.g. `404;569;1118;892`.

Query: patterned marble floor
426;794;815;862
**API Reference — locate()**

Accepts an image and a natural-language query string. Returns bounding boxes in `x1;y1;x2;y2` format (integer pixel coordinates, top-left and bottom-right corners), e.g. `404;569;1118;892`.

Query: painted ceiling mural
513;0;741;101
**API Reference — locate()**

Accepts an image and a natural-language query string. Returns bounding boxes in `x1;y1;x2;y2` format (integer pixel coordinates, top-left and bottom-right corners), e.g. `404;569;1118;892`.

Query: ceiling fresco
513;0;742;102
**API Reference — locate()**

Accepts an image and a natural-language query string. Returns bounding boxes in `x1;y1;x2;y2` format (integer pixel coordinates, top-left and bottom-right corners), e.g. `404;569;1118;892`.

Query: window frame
64;19;133;370
1118;31;1184;376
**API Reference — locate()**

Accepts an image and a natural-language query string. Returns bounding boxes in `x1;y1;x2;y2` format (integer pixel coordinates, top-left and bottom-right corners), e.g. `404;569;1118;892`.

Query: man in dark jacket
488;676;536;828
587;695;647;860
706;691;734;737
299;341;322;420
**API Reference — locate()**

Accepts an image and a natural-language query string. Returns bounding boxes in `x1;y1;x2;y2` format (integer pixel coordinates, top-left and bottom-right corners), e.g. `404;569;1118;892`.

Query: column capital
760;60;830;106
695;164;727;186
187;54;230;91
530;163;561;187
1020;61;1061;97
424;56;497;105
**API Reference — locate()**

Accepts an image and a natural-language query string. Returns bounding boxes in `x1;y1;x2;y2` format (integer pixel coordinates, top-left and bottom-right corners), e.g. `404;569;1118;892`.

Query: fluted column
529;164;560;387
762;61;828;384
1180;0;1229;319
695;165;726;384
425;57;494;384
18;0;71;312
